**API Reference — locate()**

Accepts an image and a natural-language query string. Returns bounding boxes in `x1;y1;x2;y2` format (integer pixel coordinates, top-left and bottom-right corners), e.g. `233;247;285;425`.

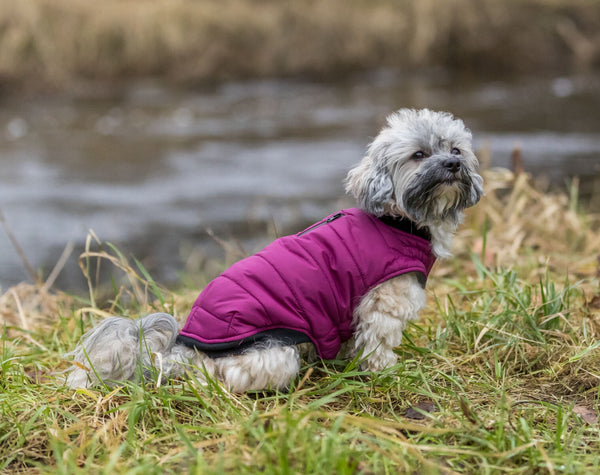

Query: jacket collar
377;215;432;242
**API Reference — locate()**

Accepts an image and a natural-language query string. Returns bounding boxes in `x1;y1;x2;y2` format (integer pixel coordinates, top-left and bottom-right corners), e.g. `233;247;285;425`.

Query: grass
1;168;600;473
0;0;599;90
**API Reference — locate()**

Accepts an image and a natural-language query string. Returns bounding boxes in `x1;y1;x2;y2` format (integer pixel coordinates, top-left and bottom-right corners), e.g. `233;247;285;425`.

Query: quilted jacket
177;208;435;359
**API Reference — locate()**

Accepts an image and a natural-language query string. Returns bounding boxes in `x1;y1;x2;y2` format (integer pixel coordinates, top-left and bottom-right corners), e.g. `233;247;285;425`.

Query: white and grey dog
66;108;483;392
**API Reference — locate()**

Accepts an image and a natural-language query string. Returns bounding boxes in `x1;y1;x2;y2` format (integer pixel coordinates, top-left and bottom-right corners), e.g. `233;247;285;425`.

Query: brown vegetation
0;0;599;90
450;168;600;281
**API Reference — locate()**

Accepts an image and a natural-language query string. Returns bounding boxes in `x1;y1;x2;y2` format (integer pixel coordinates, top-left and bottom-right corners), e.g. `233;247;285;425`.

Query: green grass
1;169;600;473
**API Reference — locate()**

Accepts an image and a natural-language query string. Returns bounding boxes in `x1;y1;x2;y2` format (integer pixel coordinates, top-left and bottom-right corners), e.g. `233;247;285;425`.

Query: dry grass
1;168;600;473
447;168;600;281
0;0;599;90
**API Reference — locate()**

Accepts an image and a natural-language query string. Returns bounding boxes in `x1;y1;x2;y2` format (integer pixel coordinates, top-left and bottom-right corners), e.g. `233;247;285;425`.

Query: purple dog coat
177;208;435;359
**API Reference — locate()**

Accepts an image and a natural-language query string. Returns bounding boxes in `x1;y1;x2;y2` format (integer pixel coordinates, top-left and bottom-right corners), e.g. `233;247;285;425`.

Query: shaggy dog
66;108;483;392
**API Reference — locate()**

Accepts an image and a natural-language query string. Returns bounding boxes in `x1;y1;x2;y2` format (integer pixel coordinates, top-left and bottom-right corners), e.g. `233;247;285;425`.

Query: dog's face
345;109;483;226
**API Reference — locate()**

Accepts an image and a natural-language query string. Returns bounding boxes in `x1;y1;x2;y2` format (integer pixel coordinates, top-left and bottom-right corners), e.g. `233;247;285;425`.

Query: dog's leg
214;341;300;392
352;273;426;372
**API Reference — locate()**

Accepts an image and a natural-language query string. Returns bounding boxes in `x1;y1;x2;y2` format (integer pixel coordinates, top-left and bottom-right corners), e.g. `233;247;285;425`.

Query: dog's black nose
443;157;461;173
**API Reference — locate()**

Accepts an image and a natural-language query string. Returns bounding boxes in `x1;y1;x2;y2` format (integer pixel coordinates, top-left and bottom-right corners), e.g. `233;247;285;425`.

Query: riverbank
1;0;599;91
1;168;600;472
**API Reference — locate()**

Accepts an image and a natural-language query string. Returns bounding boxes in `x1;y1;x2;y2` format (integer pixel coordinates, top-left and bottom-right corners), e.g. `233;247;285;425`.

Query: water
0;71;599;291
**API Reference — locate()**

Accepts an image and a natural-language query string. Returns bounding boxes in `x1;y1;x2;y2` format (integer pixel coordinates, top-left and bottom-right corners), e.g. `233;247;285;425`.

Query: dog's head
345;108;483;227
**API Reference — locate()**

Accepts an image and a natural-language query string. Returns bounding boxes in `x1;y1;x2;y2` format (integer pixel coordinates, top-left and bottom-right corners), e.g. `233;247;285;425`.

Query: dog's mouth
402;167;477;224
440;176;460;184
437;166;466;185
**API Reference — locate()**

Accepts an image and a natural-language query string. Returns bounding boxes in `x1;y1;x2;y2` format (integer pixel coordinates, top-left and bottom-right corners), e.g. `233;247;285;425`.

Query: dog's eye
412;151;426;159
451;148;461;156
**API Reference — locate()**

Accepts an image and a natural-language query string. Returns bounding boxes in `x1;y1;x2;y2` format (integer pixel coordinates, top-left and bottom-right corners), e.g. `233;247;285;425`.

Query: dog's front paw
361;348;399;372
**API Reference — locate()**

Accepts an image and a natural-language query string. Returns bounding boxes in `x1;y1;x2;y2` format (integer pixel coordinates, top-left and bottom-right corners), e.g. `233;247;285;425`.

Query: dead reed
0;0;598;90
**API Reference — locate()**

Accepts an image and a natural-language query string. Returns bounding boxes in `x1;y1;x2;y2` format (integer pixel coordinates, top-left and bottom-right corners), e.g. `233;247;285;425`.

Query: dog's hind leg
65;313;184;388
214;342;301;392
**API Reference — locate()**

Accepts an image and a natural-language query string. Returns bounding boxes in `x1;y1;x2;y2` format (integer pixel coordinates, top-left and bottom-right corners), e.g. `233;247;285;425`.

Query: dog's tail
65;313;194;388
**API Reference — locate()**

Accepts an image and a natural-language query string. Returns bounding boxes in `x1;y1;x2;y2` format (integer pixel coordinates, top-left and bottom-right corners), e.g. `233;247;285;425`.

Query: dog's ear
467;169;484;208
345;153;394;216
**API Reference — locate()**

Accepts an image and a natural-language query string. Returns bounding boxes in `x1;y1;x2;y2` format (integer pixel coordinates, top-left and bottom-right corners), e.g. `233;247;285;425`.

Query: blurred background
0;0;599;291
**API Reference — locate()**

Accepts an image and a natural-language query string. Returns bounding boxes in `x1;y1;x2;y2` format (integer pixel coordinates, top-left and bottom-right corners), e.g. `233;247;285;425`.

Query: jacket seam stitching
330;226;367;289
256;253;307;323
220;274;271;335
283;239;342;334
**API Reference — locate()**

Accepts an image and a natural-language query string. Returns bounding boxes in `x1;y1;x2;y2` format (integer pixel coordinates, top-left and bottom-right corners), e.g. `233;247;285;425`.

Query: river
0;71;599;291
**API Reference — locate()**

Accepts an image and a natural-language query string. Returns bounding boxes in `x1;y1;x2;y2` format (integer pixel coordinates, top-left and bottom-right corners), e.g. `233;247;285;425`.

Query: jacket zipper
298;212;344;236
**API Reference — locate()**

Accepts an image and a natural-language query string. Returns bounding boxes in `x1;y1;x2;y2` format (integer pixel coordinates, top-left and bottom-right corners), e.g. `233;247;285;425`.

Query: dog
66;108;483;392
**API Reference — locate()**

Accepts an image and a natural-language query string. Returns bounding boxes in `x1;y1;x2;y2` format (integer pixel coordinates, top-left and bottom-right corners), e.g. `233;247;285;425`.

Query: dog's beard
401;159;481;225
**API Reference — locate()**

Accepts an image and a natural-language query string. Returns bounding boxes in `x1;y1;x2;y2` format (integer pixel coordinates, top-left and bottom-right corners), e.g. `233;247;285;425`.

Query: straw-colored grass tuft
0;0;599;89
0;283;69;336
443;168;600;281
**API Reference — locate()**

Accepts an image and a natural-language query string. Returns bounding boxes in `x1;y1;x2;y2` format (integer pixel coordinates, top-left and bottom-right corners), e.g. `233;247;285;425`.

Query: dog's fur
65;108;483;392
